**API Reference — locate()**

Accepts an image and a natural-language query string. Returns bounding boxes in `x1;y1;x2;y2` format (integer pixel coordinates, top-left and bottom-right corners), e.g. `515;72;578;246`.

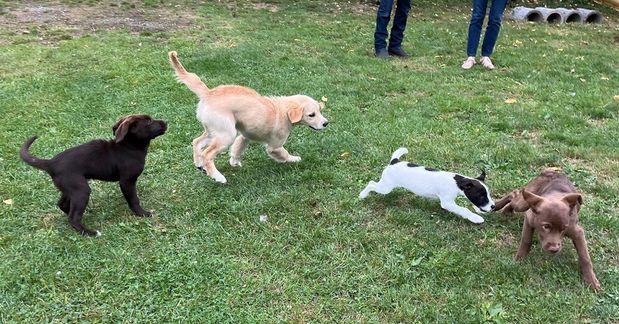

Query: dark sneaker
375;48;390;59
388;47;410;58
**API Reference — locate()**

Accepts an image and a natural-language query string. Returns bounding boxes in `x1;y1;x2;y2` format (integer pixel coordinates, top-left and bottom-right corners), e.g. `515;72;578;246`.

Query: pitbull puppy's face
523;191;582;254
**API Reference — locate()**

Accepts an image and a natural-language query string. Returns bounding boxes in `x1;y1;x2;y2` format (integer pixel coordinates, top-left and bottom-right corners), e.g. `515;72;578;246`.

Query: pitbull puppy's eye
308;113;316;117
541;224;551;231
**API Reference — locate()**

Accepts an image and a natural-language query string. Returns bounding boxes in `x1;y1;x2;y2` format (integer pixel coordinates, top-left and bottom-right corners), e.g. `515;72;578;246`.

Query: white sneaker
461;56;476;69
480;56;495;70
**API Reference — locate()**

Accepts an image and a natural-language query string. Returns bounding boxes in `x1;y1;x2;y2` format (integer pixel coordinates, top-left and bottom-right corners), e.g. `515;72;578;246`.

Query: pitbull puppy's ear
522;190;544;213
562;193;583;208
476;170;486;182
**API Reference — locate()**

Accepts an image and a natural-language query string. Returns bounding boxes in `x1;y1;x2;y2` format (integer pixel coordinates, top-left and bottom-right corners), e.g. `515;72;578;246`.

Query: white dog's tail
389;147;408;165
168;51;210;99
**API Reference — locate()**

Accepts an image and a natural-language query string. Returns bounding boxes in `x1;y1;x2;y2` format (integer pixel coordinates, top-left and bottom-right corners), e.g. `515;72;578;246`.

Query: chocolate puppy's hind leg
61;177;98;236
496;189;530;213
493;191;515;212
57;194;70;214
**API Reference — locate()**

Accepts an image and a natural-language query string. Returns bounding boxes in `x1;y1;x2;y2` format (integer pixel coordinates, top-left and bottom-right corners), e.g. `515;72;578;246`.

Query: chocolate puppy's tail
389;147;408;165
20;136;50;171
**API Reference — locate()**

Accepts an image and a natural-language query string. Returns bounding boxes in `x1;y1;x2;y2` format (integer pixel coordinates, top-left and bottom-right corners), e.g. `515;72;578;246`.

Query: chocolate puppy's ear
522;190;544;213
562;193;583;208
113;117;133;143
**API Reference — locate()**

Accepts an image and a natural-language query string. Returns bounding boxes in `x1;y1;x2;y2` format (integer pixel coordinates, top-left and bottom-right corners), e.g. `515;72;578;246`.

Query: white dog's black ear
287;106;303;123
476;170;486;182
454;175;475;190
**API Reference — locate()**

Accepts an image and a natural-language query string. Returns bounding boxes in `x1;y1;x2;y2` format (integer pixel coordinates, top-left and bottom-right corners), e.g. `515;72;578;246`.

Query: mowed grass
1;0;618;322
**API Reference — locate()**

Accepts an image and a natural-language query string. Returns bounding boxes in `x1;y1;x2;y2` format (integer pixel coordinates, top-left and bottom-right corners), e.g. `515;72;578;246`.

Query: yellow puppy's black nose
323;121;329;127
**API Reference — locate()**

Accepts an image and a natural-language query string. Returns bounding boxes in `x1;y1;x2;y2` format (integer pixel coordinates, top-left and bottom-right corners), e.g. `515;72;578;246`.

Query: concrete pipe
556;8;583;23
535;7;563;24
510;6;544;23
576;8;603;23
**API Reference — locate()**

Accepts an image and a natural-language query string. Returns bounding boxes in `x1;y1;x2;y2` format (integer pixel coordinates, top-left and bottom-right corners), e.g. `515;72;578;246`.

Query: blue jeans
374;0;412;52
466;0;508;57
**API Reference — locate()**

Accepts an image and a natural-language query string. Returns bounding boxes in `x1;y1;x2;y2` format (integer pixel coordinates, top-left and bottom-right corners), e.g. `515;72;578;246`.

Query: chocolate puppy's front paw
82;229;100;237
133;208;152;217
583;273;601;291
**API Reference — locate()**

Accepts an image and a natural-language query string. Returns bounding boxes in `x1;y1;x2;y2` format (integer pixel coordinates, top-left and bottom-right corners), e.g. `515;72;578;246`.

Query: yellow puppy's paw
229;157;242;167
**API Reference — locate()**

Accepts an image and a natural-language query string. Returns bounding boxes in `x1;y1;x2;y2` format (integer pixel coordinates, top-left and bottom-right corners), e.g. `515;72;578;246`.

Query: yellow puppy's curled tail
168;51;210;98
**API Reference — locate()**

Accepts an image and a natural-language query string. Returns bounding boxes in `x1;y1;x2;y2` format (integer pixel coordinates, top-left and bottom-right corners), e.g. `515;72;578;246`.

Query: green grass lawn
1;0;618;322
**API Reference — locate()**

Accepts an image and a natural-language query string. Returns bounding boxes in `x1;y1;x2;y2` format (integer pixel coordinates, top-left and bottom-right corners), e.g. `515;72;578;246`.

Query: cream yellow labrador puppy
168;51;329;183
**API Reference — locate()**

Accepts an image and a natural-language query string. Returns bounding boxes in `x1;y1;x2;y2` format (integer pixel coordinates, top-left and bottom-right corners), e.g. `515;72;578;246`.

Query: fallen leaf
614;95;619;101
504;98;517;104
601;76;609;80
3;199;13;205
340;152;351;159
321;96;328;102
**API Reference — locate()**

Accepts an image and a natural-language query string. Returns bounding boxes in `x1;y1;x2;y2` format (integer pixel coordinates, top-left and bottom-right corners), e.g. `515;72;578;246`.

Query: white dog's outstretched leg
439;199;484;224
359;181;377;199
266;146;300;163
359;180;396;199
229;135;249;167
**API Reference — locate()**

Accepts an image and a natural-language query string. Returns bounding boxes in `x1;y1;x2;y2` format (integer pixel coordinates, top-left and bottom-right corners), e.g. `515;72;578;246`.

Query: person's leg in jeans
388;0;412;51
480;0;508;57
374;0;395;54
466;0;488;57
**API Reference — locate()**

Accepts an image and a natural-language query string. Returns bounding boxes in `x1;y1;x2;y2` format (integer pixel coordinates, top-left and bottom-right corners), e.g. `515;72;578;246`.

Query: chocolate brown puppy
494;168;600;290
20;114;167;236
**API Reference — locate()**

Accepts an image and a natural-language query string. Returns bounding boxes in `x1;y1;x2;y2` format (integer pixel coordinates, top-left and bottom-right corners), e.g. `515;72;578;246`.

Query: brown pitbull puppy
494;168;600;291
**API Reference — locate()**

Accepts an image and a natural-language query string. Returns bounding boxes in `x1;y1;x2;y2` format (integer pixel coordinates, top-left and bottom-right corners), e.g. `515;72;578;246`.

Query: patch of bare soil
0;1;200;46
350;2;376;15
251;2;278;13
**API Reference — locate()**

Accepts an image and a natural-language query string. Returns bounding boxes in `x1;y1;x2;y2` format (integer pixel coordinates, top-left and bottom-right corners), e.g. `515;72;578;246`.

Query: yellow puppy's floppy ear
287;106;303;124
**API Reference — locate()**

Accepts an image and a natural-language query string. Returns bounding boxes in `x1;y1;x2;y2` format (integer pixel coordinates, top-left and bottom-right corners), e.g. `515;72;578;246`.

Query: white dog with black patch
359;148;495;224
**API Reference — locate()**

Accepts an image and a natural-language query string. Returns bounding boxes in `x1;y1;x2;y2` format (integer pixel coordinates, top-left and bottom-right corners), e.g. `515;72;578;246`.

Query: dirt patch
251;2;278;13
350;3;375;15
0;1;200;46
